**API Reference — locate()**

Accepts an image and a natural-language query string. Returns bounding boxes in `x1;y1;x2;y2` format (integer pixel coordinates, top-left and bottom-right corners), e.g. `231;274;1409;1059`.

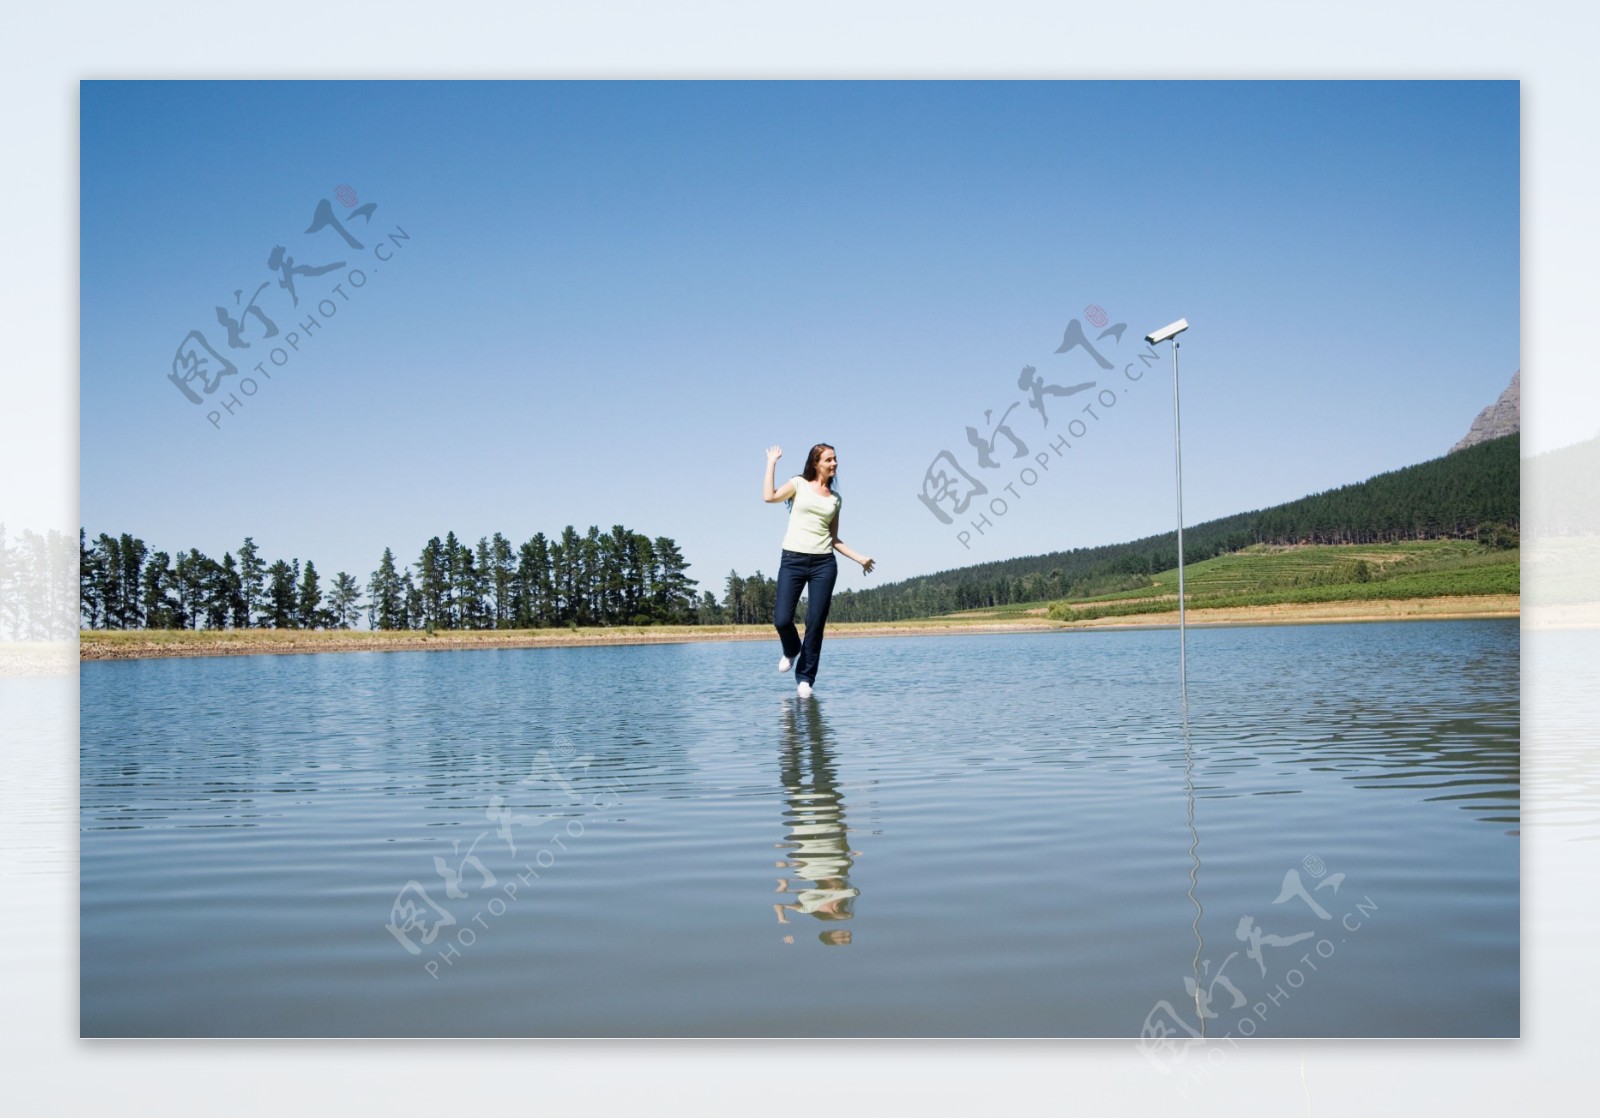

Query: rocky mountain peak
1451;370;1520;454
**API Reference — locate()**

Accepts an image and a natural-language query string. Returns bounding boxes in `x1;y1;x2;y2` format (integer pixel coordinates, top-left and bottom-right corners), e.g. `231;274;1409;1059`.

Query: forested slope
830;434;1519;621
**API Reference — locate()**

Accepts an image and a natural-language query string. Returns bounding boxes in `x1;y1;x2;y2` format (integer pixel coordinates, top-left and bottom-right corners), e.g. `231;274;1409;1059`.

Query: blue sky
80;80;1519;602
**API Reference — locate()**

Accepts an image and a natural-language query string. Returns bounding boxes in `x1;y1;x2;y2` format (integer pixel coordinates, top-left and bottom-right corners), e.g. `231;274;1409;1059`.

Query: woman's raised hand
861;557;876;575
766;445;783;464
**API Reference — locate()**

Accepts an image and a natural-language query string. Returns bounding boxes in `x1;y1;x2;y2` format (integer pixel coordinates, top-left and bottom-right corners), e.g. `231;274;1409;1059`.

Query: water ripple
81;621;1518;1037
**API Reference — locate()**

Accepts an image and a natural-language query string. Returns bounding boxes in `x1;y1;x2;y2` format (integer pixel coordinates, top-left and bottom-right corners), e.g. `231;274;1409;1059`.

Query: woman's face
815;447;837;481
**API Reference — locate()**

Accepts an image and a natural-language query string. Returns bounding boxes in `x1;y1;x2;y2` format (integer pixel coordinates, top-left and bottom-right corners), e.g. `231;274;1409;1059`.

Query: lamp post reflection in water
1181;696;1207;1035
773;698;860;945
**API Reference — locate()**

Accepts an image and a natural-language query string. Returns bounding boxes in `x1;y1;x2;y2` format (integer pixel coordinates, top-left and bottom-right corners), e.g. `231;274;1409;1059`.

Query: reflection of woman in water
763;443;875;699
773;698;860;945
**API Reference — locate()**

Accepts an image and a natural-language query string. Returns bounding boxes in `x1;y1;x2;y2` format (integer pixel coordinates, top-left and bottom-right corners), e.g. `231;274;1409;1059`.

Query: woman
763;443;875;698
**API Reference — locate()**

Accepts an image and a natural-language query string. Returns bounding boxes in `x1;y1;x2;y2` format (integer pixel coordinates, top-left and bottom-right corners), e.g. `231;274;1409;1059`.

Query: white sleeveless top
781;475;840;554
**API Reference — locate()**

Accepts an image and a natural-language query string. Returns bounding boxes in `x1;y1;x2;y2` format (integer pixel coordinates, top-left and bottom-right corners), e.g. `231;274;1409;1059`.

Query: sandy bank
78;595;1519;661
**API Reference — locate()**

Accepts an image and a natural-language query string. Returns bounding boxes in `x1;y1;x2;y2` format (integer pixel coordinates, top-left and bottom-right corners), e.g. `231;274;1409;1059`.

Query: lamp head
1144;318;1189;346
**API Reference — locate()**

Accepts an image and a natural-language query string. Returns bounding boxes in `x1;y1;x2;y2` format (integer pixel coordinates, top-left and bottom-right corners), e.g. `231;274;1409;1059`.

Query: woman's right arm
764;446;796;503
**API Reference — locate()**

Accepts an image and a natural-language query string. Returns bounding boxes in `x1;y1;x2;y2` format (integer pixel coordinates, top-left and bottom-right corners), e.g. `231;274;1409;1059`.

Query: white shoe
778;655;792;673
797;681;813;699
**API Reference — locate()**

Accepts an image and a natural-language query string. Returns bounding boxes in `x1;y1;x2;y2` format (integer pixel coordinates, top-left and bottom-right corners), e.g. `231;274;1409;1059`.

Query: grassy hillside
1045;540;1518;622
831;433;1519;622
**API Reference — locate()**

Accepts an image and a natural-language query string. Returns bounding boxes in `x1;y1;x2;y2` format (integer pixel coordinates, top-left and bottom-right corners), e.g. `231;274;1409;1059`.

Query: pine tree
119;534;147;629
515;533;552;627
402;568;423;630
368;547;405;630
237;537;265;628
626;532;647;621
697;590;723;625
417;537;446;629
215;552;244;629
80;528;104;629
554;526;581;624
470;536;494;629
297;560;327;629
652;536;696;622
442;531;462;629
529;532;553;626
490;532;515;629
142;551;175;629
266;559;296;628
173;548;209;629
580;526;602;624
328;571;363;629
93;534;123;628
601;526;628;624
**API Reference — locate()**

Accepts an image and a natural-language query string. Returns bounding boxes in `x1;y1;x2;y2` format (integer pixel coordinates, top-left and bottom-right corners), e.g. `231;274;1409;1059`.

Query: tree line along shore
73;432;1518;655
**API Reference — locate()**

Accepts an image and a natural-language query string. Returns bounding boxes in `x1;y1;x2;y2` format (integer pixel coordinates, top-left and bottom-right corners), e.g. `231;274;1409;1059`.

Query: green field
1043;541;1518;621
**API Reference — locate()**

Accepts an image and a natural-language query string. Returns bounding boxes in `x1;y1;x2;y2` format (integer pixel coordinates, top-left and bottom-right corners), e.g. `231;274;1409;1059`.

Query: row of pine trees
0;526;78;640
82;531;365;631
80;527;730;632
367;528;699;629
75;434;1523;632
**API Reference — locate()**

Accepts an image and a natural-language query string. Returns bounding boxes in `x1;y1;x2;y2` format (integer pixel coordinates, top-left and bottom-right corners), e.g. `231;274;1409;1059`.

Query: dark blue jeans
774;549;838;685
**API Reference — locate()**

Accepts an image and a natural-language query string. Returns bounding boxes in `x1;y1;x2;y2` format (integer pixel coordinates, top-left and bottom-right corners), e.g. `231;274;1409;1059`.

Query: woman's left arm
830;509;875;574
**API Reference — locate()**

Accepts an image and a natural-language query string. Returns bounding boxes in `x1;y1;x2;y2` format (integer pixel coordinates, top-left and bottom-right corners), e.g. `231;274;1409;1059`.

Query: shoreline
78;595;1521;661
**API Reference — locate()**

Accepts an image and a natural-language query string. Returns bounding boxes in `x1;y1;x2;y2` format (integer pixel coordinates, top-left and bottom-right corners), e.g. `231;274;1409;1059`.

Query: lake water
79;620;1519;1038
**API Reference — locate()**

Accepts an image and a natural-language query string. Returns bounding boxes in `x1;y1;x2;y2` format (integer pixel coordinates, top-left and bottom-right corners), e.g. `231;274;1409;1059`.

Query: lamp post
1144;318;1190;694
